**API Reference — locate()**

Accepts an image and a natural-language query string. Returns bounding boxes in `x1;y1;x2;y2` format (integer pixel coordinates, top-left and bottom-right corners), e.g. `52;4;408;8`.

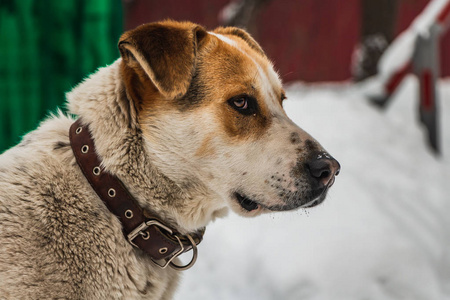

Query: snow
174;77;450;300
412;0;449;35
377;30;414;78
368;0;449;98
380;0;449;70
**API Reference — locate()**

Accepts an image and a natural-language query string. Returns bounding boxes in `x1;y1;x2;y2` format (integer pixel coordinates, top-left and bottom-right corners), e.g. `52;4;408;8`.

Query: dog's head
118;20;340;219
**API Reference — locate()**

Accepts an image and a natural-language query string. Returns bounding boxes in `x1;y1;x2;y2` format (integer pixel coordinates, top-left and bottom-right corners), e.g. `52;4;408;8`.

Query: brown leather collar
69;119;203;270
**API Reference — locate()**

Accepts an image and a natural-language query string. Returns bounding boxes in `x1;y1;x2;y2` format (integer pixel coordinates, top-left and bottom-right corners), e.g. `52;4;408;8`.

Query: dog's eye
233;98;248;109
228;95;257;115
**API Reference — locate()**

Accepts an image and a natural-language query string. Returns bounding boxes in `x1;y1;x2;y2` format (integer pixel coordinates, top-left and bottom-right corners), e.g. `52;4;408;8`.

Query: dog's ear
213;27;266;57
118;21;208;99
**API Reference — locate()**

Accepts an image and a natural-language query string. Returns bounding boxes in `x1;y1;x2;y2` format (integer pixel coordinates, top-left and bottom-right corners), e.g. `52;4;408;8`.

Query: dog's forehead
207;32;283;104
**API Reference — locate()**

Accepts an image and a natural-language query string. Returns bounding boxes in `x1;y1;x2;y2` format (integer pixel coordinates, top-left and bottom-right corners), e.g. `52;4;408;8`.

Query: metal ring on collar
169;234;198;271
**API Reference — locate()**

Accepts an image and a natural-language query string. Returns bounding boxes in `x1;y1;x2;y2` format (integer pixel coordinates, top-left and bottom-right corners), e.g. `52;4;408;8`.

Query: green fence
0;0;123;152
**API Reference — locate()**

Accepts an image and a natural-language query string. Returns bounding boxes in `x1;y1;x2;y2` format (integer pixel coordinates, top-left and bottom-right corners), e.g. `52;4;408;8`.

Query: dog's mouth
234;192;260;212
297;186;329;209
299;192;327;208
234;187;328;212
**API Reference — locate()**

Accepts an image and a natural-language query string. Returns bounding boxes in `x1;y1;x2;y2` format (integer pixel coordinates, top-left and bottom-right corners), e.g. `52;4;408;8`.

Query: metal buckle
127;220;173;248
127;220;198;271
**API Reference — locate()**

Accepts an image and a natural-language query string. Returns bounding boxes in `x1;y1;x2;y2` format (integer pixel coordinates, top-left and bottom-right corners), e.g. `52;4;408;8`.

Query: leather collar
69;119;203;270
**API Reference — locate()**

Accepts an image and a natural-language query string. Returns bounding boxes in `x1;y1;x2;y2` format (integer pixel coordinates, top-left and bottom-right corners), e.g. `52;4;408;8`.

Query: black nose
306;153;340;187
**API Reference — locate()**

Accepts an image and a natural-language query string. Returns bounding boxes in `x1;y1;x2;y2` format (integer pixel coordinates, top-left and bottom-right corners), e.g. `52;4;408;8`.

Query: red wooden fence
125;0;450;82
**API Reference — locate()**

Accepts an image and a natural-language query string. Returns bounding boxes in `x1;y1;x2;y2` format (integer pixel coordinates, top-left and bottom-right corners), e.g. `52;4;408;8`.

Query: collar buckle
127;220;198;270
127;219;173;248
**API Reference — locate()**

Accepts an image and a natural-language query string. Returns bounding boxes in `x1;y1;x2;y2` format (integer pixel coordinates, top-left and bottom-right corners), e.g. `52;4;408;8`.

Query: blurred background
1;1;450;299
1;0;449;151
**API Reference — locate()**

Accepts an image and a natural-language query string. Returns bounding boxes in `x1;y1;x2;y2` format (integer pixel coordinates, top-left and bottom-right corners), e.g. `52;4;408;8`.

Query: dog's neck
66;59;227;234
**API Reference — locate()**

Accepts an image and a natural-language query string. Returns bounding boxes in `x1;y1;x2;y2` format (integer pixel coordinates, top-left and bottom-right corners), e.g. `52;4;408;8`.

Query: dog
0;20;340;299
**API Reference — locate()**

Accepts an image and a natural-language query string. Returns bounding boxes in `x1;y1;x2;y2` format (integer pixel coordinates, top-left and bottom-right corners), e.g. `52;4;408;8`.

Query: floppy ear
118;21;208;99
214;27;266;57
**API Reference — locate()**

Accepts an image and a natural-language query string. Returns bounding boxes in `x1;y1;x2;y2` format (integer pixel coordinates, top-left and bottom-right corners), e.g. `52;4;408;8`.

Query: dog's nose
306;153;340;187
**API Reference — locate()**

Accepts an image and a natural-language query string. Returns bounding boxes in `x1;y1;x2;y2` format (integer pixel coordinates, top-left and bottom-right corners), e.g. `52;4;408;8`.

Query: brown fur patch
121;20;282;142
199;37;273;140
213;27;266;57
119;20;208;100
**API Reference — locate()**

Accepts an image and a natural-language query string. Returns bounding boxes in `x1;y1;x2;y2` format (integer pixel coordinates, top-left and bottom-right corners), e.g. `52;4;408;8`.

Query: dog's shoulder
0;112;71;174
0;113;74;184
0;110;171;298
0;114;111;297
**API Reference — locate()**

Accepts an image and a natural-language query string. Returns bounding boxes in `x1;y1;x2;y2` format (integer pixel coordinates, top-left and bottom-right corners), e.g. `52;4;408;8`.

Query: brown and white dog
0;20;339;299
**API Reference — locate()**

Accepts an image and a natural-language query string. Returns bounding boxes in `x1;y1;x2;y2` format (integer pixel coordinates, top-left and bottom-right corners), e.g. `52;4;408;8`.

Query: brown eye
228;95;258;115
233;98;248;109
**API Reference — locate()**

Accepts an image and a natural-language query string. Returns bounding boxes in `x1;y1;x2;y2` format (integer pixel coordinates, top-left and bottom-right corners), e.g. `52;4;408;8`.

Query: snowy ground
174;77;450;300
